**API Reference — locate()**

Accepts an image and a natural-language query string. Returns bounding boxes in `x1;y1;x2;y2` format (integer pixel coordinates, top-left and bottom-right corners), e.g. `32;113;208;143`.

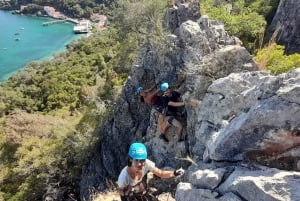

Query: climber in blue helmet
159;82;186;143
118;142;185;201
136;85;161;105
136;87;143;94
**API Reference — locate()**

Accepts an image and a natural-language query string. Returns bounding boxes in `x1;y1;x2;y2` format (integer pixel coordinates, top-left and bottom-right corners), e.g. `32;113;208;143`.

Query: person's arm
144;85;157;93
118;169;130;199
168;101;185;107
145;88;161;100
151;167;175;178
149;84;157;91
151;167;184;178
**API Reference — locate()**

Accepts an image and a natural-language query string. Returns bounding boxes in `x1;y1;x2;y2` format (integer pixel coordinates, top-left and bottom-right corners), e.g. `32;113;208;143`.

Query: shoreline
9;6;80;25
1;4;107;32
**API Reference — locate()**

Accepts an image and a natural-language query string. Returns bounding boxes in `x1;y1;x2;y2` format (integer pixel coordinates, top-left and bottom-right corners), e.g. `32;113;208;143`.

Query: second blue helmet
160;82;169;91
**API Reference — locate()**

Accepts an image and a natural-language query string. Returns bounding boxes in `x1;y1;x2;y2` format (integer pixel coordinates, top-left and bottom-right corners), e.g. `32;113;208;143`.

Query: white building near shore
73;20;92;34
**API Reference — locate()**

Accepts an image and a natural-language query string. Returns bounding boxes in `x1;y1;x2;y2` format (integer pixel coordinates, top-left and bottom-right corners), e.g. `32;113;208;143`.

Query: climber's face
132;159;145;171
140;90;146;97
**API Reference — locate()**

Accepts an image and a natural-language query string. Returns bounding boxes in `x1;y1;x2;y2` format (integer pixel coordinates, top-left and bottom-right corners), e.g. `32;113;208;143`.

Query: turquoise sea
0;10;82;82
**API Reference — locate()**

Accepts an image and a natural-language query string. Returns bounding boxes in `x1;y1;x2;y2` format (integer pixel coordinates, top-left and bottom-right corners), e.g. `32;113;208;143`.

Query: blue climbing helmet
128;142;147;159
136;87;143;94
160;82;169;91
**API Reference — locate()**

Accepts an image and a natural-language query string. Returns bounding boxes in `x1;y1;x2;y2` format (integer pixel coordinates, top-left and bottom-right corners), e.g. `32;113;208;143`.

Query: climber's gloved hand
174;168;185;176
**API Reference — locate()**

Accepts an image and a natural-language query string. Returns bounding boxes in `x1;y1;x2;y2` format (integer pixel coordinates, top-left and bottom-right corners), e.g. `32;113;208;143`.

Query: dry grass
3;109;81;143
92;191;120;201
256;25;282;71
92;191;175;201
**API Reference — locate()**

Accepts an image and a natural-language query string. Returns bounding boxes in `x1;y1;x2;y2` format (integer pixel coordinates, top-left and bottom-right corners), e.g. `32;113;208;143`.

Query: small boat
20;27;25;30
14;33;20;35
15;38;20;41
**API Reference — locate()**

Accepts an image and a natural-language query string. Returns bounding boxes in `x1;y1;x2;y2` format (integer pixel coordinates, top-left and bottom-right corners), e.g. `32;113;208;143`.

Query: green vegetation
0;0;117;18
254;44;300;74
0;107;105;201
0;28;126;201
200;0;280;53
200;0;300;74
1;0;299;200
0;0;168;200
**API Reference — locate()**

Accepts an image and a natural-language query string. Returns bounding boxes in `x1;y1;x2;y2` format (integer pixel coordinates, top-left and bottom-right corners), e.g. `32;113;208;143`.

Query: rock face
80;1;300;200
266;0;300;54
203;71;300;166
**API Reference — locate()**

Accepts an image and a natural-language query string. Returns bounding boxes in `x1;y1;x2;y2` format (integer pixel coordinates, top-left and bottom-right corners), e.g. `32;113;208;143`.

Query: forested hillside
0;0;166;200
0;0;117;18
0;0;300;200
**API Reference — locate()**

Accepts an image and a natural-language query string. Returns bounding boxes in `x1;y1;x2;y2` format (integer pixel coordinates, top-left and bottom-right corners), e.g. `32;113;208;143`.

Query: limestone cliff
80;1;300;200
266;0;300;54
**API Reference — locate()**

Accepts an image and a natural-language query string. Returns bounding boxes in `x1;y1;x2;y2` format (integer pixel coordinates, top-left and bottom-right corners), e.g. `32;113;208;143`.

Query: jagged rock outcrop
164;0;201;34
200;70;300;167
176;164;300;201
80;1;300;200
175;69;300;200
266;0;300;54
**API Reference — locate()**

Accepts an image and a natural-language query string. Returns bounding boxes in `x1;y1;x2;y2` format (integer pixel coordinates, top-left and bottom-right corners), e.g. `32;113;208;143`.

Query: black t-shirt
161;91;181;115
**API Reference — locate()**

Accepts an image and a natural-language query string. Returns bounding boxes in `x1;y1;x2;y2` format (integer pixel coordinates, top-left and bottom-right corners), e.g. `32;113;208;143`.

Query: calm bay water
0;10;82;82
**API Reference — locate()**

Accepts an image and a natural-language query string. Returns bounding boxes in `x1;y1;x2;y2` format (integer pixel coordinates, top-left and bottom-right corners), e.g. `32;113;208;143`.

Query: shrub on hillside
254;44;300;74
200;0;279;53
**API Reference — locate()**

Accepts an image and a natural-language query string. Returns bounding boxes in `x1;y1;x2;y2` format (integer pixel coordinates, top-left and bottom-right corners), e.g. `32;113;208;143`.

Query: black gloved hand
174;168;185;176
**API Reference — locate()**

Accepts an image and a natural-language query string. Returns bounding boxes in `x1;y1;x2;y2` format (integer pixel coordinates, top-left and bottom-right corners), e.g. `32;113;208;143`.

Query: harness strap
126;191;159;201
167;116;174;125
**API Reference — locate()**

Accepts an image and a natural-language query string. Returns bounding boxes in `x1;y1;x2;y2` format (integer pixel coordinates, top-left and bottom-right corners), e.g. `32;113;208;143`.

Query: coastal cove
0;10;82;82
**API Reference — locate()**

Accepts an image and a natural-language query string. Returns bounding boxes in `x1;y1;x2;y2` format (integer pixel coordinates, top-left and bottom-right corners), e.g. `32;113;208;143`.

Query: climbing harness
125;191;159;201
122;179;159;201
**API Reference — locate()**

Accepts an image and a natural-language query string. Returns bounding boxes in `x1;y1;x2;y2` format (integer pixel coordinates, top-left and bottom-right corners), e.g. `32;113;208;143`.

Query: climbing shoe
178;138;185;142
159;134;169;142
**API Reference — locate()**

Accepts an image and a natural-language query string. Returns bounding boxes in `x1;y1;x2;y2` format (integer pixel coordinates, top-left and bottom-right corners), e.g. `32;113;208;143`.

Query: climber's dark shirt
161;91;181;116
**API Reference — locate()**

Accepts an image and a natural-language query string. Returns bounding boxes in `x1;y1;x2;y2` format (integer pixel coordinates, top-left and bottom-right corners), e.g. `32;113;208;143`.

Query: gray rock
218;168;300;201
204;70;300;169
175;183;219;201
218;192;242;201
188;168;226;189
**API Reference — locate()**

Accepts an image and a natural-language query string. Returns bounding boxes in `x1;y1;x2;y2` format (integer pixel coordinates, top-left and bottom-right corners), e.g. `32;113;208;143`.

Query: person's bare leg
160;117;171;142
170;118;183;141
162;122;171;135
